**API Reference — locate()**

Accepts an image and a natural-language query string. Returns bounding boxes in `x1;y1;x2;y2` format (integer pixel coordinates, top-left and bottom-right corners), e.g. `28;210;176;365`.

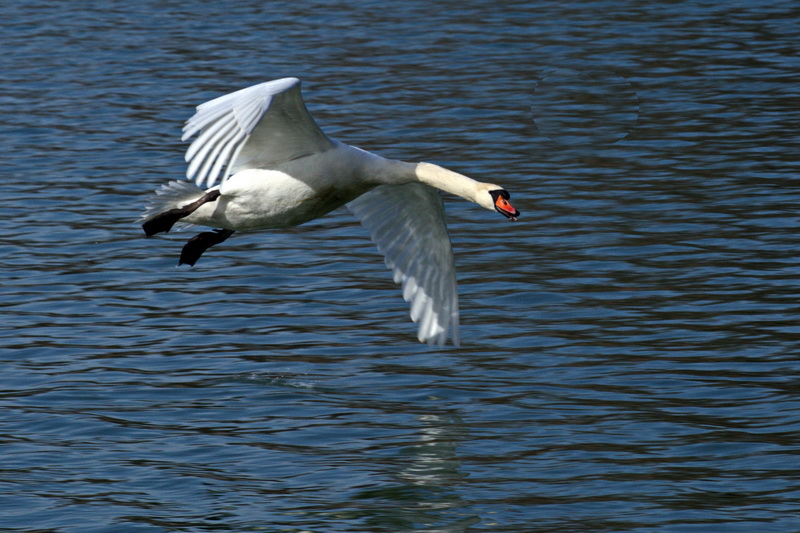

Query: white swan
142;78;519;346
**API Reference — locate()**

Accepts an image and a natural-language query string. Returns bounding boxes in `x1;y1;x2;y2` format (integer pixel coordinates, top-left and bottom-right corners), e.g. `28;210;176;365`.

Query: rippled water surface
3;1;799;531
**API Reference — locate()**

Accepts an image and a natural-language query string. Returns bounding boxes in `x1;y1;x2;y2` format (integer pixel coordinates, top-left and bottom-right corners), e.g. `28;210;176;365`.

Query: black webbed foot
179;229;235;266
142;188;222;237
143;208;187;236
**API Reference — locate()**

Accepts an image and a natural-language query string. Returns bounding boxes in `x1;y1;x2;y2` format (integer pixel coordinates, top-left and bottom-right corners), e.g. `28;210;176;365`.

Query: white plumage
142;78;519;346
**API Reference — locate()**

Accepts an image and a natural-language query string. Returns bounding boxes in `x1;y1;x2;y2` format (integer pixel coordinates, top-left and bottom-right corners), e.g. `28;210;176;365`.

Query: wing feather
181;77;334;188
187;119;237;185
348;183;460;347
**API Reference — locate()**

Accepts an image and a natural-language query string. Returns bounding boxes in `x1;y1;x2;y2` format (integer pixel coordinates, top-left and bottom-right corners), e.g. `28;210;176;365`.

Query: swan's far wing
181;78;334;188
347;183;460;347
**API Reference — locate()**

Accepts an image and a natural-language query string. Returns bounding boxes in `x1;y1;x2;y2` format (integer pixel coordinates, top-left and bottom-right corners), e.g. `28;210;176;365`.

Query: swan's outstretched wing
347;183;460;347
181;77;334;188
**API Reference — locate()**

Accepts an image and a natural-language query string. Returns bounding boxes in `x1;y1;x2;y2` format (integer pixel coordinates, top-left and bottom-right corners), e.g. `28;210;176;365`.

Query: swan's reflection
354;412;480;532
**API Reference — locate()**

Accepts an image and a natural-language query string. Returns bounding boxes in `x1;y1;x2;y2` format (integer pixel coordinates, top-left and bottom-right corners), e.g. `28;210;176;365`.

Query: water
2;0;799;531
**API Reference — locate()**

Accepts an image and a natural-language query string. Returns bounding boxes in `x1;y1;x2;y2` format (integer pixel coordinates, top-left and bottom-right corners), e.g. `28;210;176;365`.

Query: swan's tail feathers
140;181;216;236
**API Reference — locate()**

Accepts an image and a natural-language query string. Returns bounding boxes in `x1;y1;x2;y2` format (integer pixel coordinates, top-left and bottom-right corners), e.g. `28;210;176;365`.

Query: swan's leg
142;189;221;237
179;229;235;266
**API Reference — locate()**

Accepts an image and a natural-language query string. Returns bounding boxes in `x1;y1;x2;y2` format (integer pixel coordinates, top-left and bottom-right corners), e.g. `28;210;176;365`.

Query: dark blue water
2;1;799;531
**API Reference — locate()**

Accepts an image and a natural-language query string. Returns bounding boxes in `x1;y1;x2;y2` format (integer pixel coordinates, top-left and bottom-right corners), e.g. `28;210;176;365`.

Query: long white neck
355;147;496;210
413;162;484;204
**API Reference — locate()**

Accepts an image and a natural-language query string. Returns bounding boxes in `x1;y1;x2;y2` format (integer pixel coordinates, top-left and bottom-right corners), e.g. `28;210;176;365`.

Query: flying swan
142;78;519;346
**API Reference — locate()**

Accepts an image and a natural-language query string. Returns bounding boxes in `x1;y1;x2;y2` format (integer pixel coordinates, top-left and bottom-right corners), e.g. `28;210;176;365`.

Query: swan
141;78;519;346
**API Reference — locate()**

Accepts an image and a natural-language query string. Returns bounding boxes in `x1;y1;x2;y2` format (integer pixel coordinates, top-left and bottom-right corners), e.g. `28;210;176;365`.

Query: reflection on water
353;414;477;532
2;0;800;531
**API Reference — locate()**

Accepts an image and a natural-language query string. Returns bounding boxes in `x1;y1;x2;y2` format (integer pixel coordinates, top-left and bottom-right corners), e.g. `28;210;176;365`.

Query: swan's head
479;186;519;221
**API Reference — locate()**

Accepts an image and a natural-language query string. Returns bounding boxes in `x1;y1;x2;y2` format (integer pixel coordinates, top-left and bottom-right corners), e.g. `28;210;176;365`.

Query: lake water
2;1;799;531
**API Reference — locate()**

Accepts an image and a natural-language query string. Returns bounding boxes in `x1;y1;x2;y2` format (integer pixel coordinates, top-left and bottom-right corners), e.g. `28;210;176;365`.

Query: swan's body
142;78;519;346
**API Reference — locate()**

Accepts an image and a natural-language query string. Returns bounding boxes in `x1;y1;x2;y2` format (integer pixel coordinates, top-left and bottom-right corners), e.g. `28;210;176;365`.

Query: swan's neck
357;149;491;208
413;162;482;204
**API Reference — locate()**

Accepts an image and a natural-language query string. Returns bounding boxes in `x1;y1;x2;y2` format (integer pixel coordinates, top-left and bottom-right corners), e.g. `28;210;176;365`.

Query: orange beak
494;194;520;221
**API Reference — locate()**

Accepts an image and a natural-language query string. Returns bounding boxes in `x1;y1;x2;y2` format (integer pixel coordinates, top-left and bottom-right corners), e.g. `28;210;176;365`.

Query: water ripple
2;0;799;531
